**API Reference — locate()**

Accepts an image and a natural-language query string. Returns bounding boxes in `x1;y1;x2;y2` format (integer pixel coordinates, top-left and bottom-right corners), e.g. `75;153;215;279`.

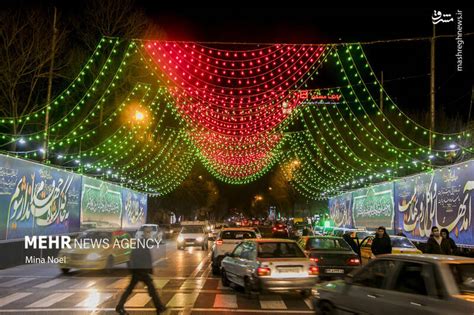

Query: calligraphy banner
121;188;147;229
80;176;123;229
0;155;81;240
328;192;353;228
395;161;474;246
352;182;394;229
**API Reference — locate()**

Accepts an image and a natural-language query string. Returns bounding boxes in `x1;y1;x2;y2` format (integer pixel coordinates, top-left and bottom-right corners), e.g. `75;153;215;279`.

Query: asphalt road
0;240;315;314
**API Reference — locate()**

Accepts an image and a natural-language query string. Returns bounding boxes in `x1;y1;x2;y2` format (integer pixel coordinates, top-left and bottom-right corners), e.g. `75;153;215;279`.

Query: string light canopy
0;37;472;197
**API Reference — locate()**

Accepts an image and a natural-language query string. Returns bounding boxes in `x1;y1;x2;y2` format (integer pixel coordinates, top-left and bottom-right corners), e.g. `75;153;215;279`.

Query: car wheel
244;277;258;298
317;301;336;315
221;269;230;287
61;268;70;274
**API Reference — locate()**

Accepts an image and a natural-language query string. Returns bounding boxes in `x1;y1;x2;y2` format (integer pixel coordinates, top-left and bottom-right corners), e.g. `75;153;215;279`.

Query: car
311;254;474;315
293;223;315;237
272;222;290;238
58;229;131;274
211;228;258;274
360;235;422;265
176;224;209;250
298;236;361;280
135;224;163;244
220;239;319;296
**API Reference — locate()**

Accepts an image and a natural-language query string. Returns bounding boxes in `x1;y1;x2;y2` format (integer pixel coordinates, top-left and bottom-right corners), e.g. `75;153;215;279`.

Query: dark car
272;222;290;238
298;236;361;280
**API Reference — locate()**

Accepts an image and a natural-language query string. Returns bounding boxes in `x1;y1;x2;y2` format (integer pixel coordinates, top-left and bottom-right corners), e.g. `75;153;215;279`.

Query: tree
0;8;70;146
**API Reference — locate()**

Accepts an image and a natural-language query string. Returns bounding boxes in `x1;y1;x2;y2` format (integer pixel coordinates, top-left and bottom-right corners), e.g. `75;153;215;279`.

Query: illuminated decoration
0;38;472;198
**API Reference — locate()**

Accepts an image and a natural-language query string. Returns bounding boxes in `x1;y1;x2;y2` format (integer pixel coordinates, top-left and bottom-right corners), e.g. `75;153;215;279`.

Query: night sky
2;4;473;210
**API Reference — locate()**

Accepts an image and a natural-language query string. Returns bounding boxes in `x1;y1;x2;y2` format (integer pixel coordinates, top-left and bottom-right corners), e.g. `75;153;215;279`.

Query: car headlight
177;236;184;242
196;237;204;242
86;253;101;260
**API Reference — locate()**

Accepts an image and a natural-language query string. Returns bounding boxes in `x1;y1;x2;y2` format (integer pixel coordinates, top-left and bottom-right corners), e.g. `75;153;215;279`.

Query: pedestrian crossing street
0;275;315;313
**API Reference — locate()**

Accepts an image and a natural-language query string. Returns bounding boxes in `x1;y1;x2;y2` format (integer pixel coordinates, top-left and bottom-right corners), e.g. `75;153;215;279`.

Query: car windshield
257;242;306;258
391;237;415;248
78;231;112;241
307;238;352;250
181;226;204;233
449;263;474;294
221;230;256;239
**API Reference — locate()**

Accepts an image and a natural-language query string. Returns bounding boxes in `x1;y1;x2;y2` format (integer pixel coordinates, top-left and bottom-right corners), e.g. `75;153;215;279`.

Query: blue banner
328;192;353;228
121;188;147;230
0;155;81;240
395;161;474;246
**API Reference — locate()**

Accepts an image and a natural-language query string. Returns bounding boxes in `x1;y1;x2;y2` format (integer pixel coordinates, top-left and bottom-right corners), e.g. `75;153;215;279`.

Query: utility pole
429;24;436;150
43;7;58;162
380;71;384;112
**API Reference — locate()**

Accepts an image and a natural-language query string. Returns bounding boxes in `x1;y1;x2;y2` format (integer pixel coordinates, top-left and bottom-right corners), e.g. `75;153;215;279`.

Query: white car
135;224;163;244
177;224;209;250
221;239;319;296
211;228;258;274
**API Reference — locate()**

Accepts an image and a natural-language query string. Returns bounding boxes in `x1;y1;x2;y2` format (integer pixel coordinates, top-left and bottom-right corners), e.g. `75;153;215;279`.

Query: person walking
116;227;166;315
441;228;458;255
371;226;392;256
426;226;450;254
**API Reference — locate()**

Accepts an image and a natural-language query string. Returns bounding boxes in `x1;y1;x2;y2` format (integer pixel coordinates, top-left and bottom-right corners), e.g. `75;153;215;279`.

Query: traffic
51;217;474;314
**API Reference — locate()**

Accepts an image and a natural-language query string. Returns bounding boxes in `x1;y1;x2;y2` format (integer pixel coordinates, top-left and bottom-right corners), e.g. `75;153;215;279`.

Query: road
0;240;315;314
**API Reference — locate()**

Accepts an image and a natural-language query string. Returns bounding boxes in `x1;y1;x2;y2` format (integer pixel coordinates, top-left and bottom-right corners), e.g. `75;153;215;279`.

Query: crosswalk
0;276;314;312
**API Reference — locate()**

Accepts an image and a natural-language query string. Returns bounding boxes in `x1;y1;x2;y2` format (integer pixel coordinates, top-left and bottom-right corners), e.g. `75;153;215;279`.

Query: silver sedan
220;238;319;296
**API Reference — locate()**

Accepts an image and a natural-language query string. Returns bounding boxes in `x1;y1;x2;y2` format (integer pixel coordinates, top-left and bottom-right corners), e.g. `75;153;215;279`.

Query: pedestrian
426;226;450;254
440;228;458;255
116;227;166;315
371;226;392;256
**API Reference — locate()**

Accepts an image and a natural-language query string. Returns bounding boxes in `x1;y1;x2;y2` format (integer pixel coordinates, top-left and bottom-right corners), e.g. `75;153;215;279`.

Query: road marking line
189;253;211;278
151;279;169;289
0;293;32;307
0;307;314;313
304;298;314;310
179;278;206;290
107;277;130;289
124;293;151;308
69;280;96;289
75;292;113;308
259;295;287;310
0;277;35;287
26;293;73;308
34;279;66;288
213;294;237;308
166;293;199;308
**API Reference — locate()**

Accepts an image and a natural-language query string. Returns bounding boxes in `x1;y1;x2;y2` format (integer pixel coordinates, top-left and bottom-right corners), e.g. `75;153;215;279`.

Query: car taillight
308;265;319;275
272;227;277;231
347;258;360;266
310;257;319;263
257;267;271;276
216;239;223;245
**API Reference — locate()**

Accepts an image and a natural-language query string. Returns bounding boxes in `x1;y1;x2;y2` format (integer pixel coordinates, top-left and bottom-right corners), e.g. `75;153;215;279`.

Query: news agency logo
24;235;158;250
432;10;454;24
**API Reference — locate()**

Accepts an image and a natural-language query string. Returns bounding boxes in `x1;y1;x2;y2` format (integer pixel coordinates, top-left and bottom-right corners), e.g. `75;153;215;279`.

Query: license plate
326;269;344;274
278;268;300;273
186;242;194;245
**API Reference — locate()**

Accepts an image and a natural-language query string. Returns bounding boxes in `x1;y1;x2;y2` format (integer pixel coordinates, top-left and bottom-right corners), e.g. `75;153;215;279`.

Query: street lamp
134;110;145;121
